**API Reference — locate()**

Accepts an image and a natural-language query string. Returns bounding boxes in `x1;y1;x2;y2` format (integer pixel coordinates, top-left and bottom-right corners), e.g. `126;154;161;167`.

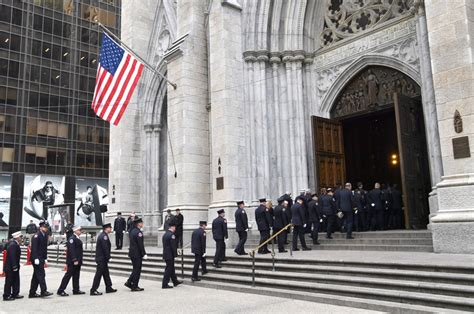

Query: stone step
248;230;433;239
245;238;433;245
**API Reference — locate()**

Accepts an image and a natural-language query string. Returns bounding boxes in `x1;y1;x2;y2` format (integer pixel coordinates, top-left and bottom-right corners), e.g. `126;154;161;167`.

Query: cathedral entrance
313;66;431;229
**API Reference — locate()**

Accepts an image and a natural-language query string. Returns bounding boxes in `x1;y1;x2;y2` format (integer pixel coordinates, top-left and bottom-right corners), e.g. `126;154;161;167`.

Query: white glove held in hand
34;259;40;265
202;253;206;258
44;259;48;263
143;254;148;260
303;224;307;228
371;203;375;207
320;219;323;223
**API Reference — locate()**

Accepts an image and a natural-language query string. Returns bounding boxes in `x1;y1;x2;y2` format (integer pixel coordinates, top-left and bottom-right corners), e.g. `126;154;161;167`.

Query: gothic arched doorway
312;66;431;229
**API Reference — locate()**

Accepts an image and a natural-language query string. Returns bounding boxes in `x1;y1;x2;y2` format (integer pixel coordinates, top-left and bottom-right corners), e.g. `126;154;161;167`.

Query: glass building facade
0;0;120;237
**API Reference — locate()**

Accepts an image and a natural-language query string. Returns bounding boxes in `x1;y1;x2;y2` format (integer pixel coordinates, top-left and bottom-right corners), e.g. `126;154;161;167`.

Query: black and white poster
0;173;12;228
75;177;109;227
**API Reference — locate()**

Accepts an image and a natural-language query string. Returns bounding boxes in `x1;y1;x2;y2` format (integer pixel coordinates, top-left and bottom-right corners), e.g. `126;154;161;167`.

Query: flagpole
97;22;177;90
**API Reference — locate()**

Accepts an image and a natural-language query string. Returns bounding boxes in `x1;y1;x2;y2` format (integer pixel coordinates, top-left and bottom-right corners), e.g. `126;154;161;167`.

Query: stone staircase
32;247;474;313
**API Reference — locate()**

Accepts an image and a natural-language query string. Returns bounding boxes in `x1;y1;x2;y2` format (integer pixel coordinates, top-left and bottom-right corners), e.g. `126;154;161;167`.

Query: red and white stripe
91;51;144;126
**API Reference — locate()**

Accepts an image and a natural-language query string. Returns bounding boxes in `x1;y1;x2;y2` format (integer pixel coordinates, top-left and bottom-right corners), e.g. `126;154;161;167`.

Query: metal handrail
250;223;293;287
180;241;193;280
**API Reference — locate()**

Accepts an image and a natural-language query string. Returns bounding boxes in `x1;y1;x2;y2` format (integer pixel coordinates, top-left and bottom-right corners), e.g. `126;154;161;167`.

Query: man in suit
3;231;23;301
320;188;336;239
291;197;312;251
255;198;271;254
162;221;182;289
191;221;208;281
272;199;288;252
125;217;148;292
337;183;357;239
212;209;228;267
29;221;52;298
234;201;248;255
391;184;403;229
367;182;384;230
282;198;292;244
90;223;117;295
354;182;368;231
307;194;321;245
174;209;184;248
163;209;175;231
57;226;84;296
126;212;135;232
113;212;126;250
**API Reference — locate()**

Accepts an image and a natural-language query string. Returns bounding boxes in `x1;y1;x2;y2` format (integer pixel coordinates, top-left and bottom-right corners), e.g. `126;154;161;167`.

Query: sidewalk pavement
0;265;380;313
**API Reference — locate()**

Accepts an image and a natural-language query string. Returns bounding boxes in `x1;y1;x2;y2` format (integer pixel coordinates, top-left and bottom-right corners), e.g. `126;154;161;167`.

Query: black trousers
58;264;81;293
127;258;143;288
258;230;270;253
192;254;207;278
29;264;47;295
344;211;354;238
176;233;183;248
325;215;336;237
358;211;369;231
115;232;123;249
234;231;247;254
3;270;20;298
310;220;320;242
371;210;384;230
273;228;286;251
292;225;308;249
213;240;225;265
91;262;112;292
162;259;178;288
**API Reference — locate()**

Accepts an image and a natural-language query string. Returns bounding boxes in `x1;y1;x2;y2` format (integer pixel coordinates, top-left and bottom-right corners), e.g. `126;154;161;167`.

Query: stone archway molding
320;54;422;116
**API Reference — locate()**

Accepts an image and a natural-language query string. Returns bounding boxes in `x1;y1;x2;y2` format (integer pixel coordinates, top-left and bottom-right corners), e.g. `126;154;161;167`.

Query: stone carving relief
331;66;420;118
391;37;418;67
317;66;342;94
157;29;171;56
321;0;415;47
454;110;463;133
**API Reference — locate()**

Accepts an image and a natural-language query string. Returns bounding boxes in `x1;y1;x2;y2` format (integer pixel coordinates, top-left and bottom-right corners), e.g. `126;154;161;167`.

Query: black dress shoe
174;281;183;287
131;287;144;292
124;282;132;289
293;248;300;251
279;250;288;253
326;236;333;239
73;291;85;295
259;251;269;254
57;291;69;297
3;296;15;301
202;270;209;275
12;295;24;299
106;288;117;293
212;264;221;268
40;291;53;297
302;247;312;251
90;290;103;296
313;242;321;245
191;277;201;282
162;285;173;289
28;293;40;299
221;258;228;262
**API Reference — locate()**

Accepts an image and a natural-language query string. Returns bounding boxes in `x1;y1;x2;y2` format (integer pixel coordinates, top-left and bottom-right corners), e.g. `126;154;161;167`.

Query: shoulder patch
103;235;108;240
171;235;176;239
138;232;143;237
69;239;74;244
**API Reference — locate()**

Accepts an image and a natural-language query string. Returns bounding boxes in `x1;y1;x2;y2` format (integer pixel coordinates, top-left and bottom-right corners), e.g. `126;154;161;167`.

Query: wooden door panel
312;117;346;191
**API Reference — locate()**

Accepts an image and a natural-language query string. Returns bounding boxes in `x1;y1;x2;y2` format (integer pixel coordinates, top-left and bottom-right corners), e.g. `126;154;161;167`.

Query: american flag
91;33;144;125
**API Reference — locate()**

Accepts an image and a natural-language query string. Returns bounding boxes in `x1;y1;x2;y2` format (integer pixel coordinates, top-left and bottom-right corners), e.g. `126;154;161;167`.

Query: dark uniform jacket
114;217;126;233
273;205;288;229
162;230;178;261
66;234;83;266
391;189;403;209
30;231;48;263
95;232;111;263
235;208;249;232
174;214;184;236
255;205;270;231
354;189;367;212
163;214;175;231
128;227;146;260
212;216;228;241
191;228;206;256
307;200;321;222
4;240;20;272
337;189;356;212
26;223;38;234
291;203;306;226
367;189;384;211
320;195;336;216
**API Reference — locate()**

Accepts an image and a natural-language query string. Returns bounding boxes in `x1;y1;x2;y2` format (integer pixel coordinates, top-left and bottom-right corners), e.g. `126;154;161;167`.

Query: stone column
415;1;444;216
424;0;474;253
244;56;257;202
165;0;210;228
294;54;309;191
283;56;298;194
208;0;245;226
270;55;283;194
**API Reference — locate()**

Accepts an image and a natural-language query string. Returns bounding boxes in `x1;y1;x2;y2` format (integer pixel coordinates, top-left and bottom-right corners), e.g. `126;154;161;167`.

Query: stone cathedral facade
110;0;474;253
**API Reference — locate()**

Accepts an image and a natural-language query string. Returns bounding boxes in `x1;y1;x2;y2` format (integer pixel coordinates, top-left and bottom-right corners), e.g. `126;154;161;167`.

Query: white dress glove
202;253;206;258
34;259;40;265
371;203;375;207
320;219;323;223
303;224;307;228
143;254;148;260
44;259;48;263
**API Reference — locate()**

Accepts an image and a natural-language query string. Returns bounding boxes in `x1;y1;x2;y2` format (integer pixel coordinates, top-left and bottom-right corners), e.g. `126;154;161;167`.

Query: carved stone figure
454;110;463;133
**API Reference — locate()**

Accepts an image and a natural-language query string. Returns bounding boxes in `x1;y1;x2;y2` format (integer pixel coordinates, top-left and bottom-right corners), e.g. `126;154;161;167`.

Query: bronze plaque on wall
216;177;224;190
452;136;471;159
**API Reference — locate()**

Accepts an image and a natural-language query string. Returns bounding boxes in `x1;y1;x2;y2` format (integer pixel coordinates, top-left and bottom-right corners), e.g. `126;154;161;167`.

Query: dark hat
217;209;225;214
236;201;244;206
168;220;177;227
259;198;266;203
102;223;112;229
39;220;49;227
133;217;143;224
117;212;122;215
277;197;284;204
295;196;305;202
312;193;318;197
199;220;207;225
